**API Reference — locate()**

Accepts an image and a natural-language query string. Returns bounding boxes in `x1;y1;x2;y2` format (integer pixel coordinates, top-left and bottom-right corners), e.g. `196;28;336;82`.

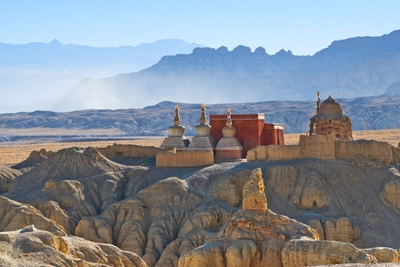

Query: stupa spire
187;103;215;151
173;105;180;126
226;109;232;127
316;91;321;114
160;104;188;150
200;103;206;125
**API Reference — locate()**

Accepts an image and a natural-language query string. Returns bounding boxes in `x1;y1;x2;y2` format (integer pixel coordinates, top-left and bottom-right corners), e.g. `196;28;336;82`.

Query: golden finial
173;105;180;125
316;91;321;114
200;103;206;125
226;108;232;127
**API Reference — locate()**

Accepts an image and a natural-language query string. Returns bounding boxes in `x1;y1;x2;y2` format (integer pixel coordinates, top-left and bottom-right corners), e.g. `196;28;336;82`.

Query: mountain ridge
53;30;400;111
1;94;399;138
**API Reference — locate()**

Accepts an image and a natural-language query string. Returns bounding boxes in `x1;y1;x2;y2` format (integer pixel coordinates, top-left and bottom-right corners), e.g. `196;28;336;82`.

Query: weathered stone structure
309;95;353;140
98;144;165;160
187;104;215;151
247;133;400;165
215;109;242;161
160;105;188;151
156;150;214;168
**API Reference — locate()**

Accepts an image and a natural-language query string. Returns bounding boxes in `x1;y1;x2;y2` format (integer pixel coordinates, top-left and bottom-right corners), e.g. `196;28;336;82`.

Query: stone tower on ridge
309;95;353;140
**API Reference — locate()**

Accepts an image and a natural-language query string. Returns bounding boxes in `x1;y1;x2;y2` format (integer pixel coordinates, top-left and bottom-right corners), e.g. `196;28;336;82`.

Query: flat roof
210;113;265;120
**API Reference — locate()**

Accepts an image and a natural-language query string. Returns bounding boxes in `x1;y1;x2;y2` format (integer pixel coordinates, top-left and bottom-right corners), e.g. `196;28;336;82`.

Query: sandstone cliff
2;147;400;266
179;168;377;267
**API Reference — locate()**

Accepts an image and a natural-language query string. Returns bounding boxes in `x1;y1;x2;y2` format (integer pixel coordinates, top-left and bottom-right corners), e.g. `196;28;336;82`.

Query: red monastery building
210;113;284;157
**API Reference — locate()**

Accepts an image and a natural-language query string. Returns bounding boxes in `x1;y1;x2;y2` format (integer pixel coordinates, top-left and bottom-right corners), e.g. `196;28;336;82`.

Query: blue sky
1;0;399;55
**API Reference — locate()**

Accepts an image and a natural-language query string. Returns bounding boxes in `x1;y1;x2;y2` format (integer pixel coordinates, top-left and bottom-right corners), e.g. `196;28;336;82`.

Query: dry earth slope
1;147;400;266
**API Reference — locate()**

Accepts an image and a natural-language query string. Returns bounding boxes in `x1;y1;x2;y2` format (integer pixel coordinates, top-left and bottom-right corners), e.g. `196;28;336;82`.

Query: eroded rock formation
0;228;147;267
308;218;360;243
5;147;130;235
382;169;400;211
0;164;21;193
2;146;400;266
282;239;376;266
0;196;66;235
179;168;319;267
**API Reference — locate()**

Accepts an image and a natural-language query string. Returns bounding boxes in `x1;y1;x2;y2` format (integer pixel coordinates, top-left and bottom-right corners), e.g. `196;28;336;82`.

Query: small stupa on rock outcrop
160;105;188;151
187;104;215;151
309;92;353;140
215;109;243;160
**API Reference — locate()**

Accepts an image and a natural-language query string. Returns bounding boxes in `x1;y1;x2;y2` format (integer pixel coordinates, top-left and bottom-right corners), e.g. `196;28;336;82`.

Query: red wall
210;114;284;157
262;123;284;145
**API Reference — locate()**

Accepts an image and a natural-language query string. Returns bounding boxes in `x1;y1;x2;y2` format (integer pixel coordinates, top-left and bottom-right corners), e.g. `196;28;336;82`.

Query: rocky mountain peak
231;45;252;54
384;81;400;95
49;39;63;46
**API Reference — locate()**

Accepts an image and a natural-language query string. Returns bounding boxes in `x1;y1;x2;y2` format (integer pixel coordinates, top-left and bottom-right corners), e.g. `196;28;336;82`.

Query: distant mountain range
52;30;400;111
1;94;399;139
0;39;203;113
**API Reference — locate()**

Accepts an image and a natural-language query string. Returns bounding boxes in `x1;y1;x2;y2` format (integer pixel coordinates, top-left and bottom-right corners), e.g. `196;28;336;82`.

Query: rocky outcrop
74;176;235;267
382;174;400;211
28;148;54;161
362;247;400;263
0;164;21;193
242;168;268;211
308;218;360;243
178;168;319;267
0;196;66;235
281;239;377;266
5;147;129;234
5;147;400;266
0;228;147;266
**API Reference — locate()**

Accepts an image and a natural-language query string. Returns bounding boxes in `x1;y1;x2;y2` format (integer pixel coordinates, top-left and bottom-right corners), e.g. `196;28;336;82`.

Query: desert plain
1;128;399;165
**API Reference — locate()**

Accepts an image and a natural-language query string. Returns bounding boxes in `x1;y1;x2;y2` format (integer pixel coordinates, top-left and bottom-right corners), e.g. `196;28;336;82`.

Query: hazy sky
1;0;399;55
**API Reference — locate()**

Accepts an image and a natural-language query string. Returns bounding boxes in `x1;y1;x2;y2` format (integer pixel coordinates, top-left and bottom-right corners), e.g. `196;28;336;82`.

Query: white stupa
187;103;215;151
215;109;243;160
160;105;188;151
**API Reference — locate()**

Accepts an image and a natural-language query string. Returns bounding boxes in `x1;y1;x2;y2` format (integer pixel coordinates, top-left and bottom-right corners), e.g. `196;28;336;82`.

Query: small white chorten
187;103;215;151
160;105;188;151
215;109;243;160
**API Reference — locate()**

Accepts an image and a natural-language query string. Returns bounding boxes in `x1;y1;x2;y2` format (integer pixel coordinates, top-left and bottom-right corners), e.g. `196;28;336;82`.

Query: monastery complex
155;93;400;168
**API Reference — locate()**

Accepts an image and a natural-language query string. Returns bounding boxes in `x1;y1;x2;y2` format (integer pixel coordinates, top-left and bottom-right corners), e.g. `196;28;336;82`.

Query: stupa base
187;136;215;151
160;136;188;151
